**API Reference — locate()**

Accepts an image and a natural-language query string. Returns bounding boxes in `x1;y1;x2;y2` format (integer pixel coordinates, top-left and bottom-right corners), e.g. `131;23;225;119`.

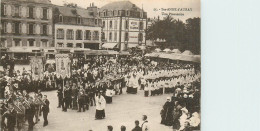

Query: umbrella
182;50;194;55
155;48;161;52
171;49;181;54
163;48;171;52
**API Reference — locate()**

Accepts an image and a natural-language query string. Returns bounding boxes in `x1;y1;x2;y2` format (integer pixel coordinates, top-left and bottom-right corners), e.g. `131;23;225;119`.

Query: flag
30;57;44;80
56;54;71;79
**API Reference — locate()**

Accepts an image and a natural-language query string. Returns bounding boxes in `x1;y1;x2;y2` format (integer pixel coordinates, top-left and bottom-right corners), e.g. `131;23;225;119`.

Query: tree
146;16;185;50
146;16;201;54
63;1;78;8
184;18;201;54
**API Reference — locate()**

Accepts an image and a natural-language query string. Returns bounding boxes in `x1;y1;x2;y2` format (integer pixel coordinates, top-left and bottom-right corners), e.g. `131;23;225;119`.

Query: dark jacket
42;99;50;113
132;126;142;131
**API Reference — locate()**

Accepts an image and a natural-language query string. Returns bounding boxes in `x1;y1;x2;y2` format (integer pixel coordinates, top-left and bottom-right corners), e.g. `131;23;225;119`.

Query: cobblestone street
33;88;173;131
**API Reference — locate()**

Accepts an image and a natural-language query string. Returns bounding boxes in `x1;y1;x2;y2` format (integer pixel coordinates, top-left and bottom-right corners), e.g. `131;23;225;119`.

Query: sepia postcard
0;0;200;130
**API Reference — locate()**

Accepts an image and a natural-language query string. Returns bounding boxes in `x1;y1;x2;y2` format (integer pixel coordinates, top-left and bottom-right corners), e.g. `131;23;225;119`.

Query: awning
145;52;160;57
8;47;41;53
127;44;138;48
107;50;119;55
119;51;130;55
102;43;118;49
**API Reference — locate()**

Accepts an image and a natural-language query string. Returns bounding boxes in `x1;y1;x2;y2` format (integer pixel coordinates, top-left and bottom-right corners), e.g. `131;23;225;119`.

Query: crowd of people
0;52;201;131
104;115;149;131
160;79;201;130
0;88;50;131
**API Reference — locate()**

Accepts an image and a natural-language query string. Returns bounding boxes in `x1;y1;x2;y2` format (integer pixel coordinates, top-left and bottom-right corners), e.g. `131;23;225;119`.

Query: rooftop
56;6;95;18
100;1;143;12
2;0;52;4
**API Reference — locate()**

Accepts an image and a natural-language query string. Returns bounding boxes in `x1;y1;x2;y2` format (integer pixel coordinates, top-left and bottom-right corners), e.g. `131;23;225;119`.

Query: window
2;22;7;33
28;23;34;35
125;20;129;29
0;39;6;47
95;19;98;25
14;6;20;17
139;21;144;30
101;32;105;40
93;31;99;40
59;15;63;22
126;10;129;16
12;23;15;33
42;24;47;35
42;40;48;47
29;40;34;47
114;32;117;41
109;21;112;29
14;22;21;34
67;43;73;48
109;32;112;41
14;39;21;46
85;30;91;40
103;21;105;28
57;29;64;39
66;30;74;40
138;33;143;42
76;43;82;48
57;43;63;47
114;20;117;29
114;10;117;16
28;7;34;18
42;8;48;20
140;12;143;18
107;11;112;16
76;30;82;40
1;4;6;16
77;17;81;24
125;32;129;41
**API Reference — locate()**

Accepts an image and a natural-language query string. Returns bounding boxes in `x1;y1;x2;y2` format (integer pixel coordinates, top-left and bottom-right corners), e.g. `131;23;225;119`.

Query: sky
51;0;200;22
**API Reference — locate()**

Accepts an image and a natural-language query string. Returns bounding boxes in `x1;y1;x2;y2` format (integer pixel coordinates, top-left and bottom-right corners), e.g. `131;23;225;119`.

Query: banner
30;57;44;80
55;54;71;79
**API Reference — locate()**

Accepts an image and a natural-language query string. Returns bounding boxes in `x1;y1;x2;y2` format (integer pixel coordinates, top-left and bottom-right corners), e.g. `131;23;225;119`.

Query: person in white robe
95;92;106;119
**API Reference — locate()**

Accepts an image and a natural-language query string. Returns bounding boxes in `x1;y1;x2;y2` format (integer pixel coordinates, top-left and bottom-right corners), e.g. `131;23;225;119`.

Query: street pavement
33;88;174;131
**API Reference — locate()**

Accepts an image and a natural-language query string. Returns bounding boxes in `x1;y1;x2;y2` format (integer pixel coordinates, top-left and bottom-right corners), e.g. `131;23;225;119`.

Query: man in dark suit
132;120;142;131
57;85;63;108
63;86;70;112
2;104;17;131
42;95;50;127
27;97;36;131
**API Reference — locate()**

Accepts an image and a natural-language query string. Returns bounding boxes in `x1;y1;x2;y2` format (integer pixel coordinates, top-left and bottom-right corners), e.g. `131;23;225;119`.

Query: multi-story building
0;0;54;60
99;1;147;51
53;4;103;54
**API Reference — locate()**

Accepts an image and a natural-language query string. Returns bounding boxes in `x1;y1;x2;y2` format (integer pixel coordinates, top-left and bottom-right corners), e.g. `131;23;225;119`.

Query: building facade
53;4;103;54
99;1;147;51
0;0;54;60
